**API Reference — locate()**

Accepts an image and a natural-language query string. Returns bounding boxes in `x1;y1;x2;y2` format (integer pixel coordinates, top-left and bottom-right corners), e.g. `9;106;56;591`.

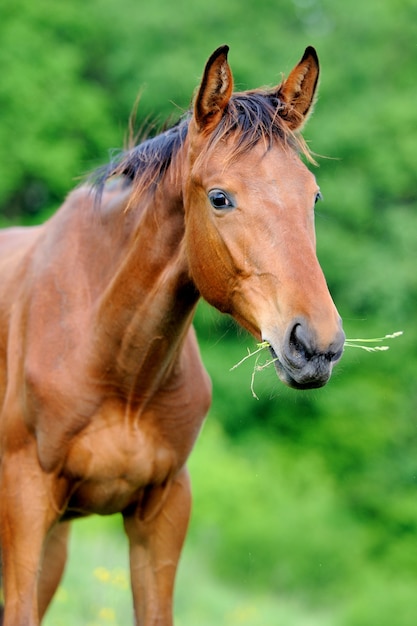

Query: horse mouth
268;345;334;390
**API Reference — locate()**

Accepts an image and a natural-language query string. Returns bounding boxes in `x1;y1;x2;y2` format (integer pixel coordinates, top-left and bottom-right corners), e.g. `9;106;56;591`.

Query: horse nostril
273;319;344;389
286;321;345;365
288;322;313;362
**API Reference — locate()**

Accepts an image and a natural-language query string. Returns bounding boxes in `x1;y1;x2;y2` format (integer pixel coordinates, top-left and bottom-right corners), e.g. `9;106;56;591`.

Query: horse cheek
186;221;233;314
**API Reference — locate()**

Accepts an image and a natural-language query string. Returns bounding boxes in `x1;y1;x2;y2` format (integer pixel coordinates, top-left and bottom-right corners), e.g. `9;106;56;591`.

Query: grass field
42;419;417;626
44;514;333;626
43;420;339;626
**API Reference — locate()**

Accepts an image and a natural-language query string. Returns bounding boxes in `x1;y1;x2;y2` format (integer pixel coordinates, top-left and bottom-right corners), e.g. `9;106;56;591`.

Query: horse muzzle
267;318;345;390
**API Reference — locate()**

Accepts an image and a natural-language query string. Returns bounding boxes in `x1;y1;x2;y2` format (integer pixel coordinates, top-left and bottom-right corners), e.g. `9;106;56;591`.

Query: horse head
184;46;345;389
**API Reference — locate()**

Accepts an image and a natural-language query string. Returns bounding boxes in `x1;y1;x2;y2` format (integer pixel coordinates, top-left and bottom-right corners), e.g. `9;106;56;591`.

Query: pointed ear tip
213;44;230;60
203;45;230;72
303;46;319;65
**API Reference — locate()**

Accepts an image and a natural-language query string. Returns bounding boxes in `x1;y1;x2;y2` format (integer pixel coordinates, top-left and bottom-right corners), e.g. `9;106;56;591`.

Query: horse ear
194;45;233;134
276;46;319;131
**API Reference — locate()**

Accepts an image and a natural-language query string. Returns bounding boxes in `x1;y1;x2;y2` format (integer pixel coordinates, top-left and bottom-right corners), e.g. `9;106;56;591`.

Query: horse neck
94;162;199;398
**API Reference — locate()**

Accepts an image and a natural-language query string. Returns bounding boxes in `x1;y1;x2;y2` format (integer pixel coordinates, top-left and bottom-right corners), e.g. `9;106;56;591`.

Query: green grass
43;516;130;626
44;514;335;626
43;419;417;626
43;419;343;626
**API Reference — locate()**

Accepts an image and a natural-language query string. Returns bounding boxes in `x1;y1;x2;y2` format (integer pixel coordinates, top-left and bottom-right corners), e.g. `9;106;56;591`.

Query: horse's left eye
315;191;323;205
208;189;235;211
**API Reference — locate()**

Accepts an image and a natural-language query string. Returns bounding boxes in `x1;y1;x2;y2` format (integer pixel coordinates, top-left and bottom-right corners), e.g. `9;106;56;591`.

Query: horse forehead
263;147;317;196
196;139;316;193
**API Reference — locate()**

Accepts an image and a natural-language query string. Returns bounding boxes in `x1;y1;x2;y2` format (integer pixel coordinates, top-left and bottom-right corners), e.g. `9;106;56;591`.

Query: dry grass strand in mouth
229;341;273;371
230;331;403;398
343;331;403;352
230;341;278;399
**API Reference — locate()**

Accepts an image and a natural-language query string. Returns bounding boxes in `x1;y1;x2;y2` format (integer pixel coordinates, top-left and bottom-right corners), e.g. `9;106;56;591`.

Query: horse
0;45;345;625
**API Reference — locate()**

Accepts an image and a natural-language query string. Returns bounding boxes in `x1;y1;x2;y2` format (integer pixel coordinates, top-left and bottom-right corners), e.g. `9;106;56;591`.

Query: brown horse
0;45;344;625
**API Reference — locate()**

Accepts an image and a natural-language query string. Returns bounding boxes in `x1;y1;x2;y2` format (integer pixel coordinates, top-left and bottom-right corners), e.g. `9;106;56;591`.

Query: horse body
0;175;209;624
0;45;344;625
1;174;210;496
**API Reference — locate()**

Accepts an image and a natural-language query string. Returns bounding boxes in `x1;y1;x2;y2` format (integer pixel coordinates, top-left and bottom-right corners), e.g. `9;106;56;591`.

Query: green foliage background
1;0;416;624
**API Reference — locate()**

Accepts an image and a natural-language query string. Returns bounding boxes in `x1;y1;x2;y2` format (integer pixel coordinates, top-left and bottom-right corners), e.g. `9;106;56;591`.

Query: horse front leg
123;467;191;626
0;449;65;626
37;521;71;621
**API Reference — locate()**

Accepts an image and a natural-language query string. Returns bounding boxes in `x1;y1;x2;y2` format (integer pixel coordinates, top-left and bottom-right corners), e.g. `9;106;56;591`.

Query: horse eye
315;191;323;205
208;189;235;211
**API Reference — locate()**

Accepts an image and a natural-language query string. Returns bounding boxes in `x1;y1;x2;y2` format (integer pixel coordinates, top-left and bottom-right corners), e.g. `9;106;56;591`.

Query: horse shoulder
0;188;106;468
0;225;45;447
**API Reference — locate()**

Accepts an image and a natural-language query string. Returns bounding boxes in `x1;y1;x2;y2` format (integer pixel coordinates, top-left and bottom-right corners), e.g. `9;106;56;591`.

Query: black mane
94;91;309;199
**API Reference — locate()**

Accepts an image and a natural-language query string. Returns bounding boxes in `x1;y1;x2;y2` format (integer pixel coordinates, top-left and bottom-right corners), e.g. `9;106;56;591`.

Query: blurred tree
0;1;122;220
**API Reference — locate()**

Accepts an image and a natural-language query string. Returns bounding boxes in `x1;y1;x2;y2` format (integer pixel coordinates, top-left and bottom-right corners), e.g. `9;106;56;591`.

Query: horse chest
63;394;206;516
